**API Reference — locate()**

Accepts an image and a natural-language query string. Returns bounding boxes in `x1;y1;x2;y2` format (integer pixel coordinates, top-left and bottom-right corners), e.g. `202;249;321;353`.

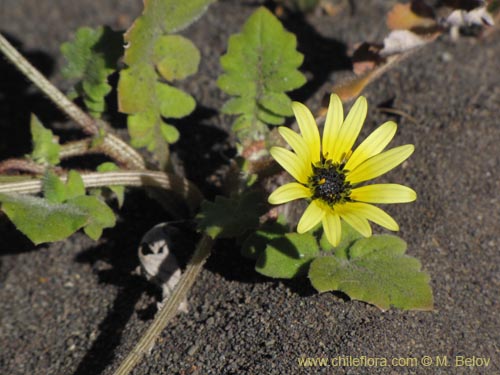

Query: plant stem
0;33;97;134
0;170;202;212
112;234;214;375
59;139;96;159
0;32;145;169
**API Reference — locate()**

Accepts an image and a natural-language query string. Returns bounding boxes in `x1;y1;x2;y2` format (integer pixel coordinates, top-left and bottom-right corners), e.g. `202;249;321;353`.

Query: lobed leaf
118;0;212;165
217;7;306;139
43;170;69;203
241;218;288;259
319;221;364;257
29;114;60;165
0;171;117;244
0;193;87;245
256;232;319;279
309;235;434;311
67;195;116;240
43;170;85;204
61;26;123;118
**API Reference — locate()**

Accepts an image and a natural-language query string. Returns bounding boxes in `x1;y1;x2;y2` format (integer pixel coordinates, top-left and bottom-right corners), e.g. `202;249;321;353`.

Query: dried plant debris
330;0;497;103
138;223;188;313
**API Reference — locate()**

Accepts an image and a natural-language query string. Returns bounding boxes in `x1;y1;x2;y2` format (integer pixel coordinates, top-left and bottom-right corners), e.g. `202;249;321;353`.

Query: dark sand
1;1;499;374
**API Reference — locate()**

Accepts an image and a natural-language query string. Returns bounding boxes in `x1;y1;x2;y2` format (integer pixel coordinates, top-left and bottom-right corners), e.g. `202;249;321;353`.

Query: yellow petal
297;200;325;233
270;146;309;184
278;127;311;168
345;121;397;171
343;202;399;231
268;182;311;204
322;212;341;247
322;94;343;160
347;144;414;184
292;101;321;164
336;204;372;237
332;96;367;163
351;184;417;203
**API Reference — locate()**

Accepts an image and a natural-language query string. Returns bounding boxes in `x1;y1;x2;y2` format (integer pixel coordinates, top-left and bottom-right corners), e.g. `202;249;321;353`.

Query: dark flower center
308;160;351;206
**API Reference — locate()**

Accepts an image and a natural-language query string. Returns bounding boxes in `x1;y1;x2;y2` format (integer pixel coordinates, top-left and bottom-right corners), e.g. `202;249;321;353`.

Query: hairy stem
0;33;97;134
0;33;145;169
0;170;202;212
59;139;95;159
112;234;214;375
0;159;52;175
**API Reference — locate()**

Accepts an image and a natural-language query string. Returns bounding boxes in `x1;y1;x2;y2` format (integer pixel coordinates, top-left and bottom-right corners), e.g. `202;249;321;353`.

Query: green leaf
1;170;117;243
95;162;125;207
67;195;116;240
241;219;288;259
258;92;293;116
256;232;319;279
42;170;85;204
61;26;122;118
156;84;196;119
319;221;364;257
309;235;434;311
197;191;267;239
0;193;87;245
118;0;213;163
154;35;201;81
29;114;60;165
42;170;68;204
217;7;306;139
65;170;86;200
256;106;285;125
221;97;253;115
159;123;180;144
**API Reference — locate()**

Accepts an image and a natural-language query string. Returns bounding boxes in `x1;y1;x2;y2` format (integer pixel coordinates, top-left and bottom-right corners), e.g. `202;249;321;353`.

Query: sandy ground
1;0;499;374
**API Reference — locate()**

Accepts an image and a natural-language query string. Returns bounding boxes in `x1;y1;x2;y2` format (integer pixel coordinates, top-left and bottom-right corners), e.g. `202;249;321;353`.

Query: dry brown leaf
351;42;384;76
331;73;375;103
331;50;415;104
319;0;346;17
387;1;437;30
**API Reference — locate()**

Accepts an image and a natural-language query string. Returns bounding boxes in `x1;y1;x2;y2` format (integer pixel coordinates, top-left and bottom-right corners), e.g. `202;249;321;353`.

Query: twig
59;139;96;159
0;33;97;134
0;32;145;170
112;233;214;375
0;159;52;175
59;135;147;170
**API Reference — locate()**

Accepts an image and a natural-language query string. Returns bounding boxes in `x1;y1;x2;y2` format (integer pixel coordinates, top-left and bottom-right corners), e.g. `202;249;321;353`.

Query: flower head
268;94;416;247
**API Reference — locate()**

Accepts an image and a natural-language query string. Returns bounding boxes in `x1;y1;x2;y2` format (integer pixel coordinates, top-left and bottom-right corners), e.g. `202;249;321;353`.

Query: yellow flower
268;94;416;247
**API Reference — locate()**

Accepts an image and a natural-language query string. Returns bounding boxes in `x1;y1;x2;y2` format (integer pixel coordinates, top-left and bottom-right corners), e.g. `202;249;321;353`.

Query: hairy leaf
43;170;85;204
309;235;434;311
118;0;212;164
0;193;87;245
256;232;319;279
43;170;68;203
319;221;364;256
61;26;122;118
68;195;116;240
217;7;306;139
241;218;288;259
197;191;267;239
29;114;60;165
0;171;116;244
